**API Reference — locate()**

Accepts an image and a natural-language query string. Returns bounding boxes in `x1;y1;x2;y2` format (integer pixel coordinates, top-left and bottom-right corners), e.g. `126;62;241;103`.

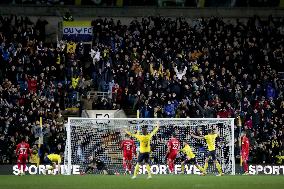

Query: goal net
64;118;235;175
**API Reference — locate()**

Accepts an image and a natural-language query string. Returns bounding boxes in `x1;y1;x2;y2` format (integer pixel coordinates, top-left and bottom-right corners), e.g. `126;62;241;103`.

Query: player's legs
167;153;177;174
133;153;144;178
242;160;248;174
181;162;184;173
125;154;133;174
17;156;23;175
167;158;174;173
57;162;61;175
44;156;54;174
211;151;223;175
242;152;249;174
133;153;151;179
203;157;209;174
192;158;205;174
181;158;188;174
22;155;28;175
145;163;152;179
122;157;128;172
133;163;140;178
127;159;132;174
47;162;57;175
83;163;95;174
214;160;223;175
143;153;151;178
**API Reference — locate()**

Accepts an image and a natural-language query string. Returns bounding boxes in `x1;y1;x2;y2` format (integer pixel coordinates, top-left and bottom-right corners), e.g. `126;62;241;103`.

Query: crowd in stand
1;0;281;7
90;16;284;164
0;14;283;165
0;15;90;163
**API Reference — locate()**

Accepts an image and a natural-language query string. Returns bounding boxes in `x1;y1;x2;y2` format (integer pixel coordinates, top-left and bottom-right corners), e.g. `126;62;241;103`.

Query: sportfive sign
12;165;81;175
249;165;284;175
138;164;202;175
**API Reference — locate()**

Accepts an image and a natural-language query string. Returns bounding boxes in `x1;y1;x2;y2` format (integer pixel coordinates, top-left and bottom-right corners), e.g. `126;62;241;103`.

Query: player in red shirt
16;137;31;176
121;134;136;174
166;133;180;174
240;131;250;175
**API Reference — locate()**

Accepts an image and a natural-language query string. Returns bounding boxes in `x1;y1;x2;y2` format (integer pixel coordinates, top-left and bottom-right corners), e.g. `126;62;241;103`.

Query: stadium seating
0;14;283;166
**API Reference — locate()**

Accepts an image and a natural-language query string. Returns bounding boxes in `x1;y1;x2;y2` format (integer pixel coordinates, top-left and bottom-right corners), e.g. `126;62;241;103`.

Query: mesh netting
65;118;234;175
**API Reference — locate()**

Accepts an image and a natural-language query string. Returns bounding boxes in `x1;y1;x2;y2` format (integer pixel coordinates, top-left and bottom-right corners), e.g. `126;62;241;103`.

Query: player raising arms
121;134;136;174
166;133;180;174
179;142;205;175
124;122;159;179
240;131;250;175
16;137;31;176
191;127;223;176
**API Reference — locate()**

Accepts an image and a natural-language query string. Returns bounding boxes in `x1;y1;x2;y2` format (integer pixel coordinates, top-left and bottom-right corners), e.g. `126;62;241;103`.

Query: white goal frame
65;118;235;175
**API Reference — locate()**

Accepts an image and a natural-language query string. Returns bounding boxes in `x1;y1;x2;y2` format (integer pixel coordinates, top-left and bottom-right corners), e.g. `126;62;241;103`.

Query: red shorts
123;153;133;161
241;151;249;161
167;152;178;161
17;155;28;164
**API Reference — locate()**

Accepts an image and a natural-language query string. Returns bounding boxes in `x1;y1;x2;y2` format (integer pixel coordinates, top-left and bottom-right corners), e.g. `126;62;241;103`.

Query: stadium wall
1;6;283;43
0;5;284;18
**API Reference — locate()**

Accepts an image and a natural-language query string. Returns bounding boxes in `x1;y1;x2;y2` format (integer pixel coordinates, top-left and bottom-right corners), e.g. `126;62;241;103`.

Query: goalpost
64;118;235;175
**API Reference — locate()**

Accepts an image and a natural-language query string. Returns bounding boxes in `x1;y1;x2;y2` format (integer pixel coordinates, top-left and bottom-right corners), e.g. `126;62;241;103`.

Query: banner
1;164;284;175
13;165;81;175
249;165;284;175
139;164;202;175
62;21;92;42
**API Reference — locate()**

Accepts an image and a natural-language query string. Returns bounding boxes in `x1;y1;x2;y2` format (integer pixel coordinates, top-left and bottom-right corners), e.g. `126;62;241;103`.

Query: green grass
0;175;283;189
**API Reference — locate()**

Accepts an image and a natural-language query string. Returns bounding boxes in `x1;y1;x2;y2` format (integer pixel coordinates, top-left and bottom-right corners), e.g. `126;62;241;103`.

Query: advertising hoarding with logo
62;21;92;42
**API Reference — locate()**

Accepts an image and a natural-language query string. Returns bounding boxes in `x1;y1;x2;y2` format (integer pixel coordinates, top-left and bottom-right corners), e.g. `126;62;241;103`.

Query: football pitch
0;175;283;189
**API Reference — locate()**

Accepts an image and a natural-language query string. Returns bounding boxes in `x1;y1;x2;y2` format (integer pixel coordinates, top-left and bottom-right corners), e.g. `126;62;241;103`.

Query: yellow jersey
204;134;218;151
126;126;159;153
72;77;79;89
29;150;39;164
47;154;62;163
180;144;195;159
66;42;76;54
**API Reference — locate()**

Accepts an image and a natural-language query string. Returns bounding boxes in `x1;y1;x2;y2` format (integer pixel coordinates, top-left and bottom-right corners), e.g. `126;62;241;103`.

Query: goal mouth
64;118;235;175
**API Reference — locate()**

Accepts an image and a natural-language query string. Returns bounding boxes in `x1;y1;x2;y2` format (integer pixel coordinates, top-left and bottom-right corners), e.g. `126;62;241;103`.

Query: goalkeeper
191;127;223;176
124;122;159;179
81;155;109;175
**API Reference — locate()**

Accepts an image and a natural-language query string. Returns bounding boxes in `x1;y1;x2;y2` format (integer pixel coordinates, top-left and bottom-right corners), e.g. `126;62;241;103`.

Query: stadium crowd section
0;0;281;7
0;15;283;165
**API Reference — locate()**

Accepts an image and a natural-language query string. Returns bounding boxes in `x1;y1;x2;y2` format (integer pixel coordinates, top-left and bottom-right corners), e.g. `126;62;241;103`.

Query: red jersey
121;139;135;155
241;136;249;153
16;142;30;156
167;138;180;154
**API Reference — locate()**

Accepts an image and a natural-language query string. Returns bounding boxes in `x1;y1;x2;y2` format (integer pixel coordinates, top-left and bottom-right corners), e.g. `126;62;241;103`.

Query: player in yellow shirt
29;145;40;165
125;123;159;179
44;153;62;175
179;142;205;175
191;128;223;176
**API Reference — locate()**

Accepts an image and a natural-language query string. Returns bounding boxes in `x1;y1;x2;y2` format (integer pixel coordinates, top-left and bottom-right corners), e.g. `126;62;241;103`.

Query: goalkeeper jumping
124;122;159;179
